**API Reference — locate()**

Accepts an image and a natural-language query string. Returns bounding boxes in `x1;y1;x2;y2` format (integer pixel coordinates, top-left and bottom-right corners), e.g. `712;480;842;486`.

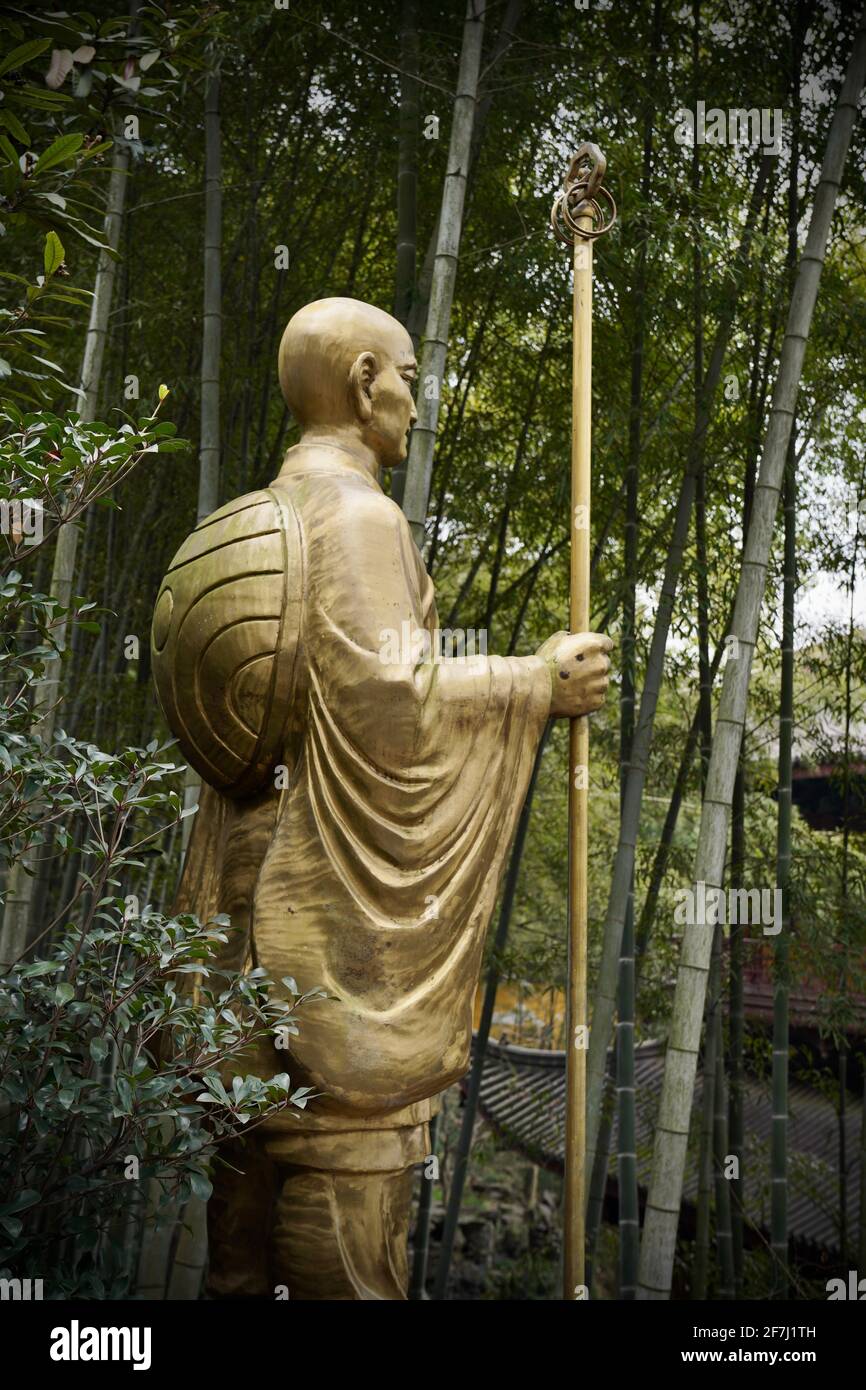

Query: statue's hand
536;631;613;718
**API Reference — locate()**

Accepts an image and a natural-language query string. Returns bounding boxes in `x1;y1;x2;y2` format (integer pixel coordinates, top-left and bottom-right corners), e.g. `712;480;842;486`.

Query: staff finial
551;141;617;246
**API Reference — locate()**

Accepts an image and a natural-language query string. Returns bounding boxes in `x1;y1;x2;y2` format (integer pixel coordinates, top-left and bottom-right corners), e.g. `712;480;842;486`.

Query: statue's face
278;300;419;466
365;343;417;469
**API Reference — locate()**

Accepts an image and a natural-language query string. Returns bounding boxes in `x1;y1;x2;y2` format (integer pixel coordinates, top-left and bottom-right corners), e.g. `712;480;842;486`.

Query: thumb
536;630;569;660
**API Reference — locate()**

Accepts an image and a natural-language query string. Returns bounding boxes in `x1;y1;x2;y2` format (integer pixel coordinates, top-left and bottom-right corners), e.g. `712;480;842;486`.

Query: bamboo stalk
585;1064;615;1289
728;194;775;1289
712;1002;735;1298
198;54;222;523
388;0;420;510
772;5;804;1293
692;929;719;1299
405;0;523;349
615;0;659;1295
394;0;419;330
409;1113;438;1300
771;433;796;1296
617;892;639;1297
402;0;487;546
728;759;746;1292
634;627;730;962
848;472;866;1277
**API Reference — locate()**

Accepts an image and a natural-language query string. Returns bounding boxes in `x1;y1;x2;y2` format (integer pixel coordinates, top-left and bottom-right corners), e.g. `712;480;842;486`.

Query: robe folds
177;443;551;1132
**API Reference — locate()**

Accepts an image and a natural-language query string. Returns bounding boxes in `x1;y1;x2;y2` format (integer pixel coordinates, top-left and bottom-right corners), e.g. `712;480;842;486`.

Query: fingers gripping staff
550;143;617;1299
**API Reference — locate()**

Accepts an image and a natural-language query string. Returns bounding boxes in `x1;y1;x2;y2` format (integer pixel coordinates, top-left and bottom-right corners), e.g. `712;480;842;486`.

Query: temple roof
470;1035;861;1259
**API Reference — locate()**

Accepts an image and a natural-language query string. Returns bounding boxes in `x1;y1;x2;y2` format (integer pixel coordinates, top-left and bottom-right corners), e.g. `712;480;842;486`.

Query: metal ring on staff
551;185;618;244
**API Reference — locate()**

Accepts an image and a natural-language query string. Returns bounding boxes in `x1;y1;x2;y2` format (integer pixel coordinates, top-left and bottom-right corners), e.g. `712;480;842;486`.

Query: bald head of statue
278;297;418;470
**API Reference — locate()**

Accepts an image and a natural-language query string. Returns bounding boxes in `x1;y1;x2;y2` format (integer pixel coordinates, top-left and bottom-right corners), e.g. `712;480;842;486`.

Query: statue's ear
349;352;377;423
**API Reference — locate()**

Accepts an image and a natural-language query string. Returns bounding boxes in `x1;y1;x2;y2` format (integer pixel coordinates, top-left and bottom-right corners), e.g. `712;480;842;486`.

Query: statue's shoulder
275;444;407;533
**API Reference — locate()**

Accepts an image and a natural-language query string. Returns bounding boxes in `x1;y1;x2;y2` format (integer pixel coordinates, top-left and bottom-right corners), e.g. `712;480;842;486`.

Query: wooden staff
550;144;616;1298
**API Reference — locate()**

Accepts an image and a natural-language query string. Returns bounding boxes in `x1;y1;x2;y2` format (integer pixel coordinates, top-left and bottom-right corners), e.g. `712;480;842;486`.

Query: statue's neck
296;429;380;484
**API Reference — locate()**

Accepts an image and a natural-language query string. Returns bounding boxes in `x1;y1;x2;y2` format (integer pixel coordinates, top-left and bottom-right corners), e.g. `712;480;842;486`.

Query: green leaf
34;191;67;210
16;959;59;977
189;1171;212;1201
80;139;112;160
0;132;19;166
0;1188;41;1216
0;108;30;145
43;230;65;277
0;38;52;78
54;982;75;1006
33;132;84;176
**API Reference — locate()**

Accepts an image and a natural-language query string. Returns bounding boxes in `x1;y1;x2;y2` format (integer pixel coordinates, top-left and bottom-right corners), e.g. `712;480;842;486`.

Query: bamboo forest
1;0;866;1345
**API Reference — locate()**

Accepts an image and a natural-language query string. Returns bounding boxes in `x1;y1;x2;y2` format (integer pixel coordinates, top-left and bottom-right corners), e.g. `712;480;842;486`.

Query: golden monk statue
151;297;611;1299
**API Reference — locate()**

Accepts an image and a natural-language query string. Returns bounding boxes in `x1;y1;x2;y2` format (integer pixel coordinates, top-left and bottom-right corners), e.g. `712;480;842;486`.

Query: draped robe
177;443;551;1139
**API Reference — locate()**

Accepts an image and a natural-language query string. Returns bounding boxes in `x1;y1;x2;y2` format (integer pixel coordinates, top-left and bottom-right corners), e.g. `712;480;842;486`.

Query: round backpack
151;486;303;797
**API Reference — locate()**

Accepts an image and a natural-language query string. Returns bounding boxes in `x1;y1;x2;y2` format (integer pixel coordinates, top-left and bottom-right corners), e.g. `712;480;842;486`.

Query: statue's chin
370;438;405;470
